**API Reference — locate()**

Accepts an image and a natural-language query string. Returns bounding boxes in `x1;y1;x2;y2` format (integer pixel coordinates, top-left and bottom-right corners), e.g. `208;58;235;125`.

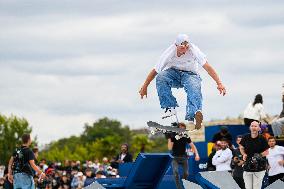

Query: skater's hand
139;85;148;99
217;83;226;96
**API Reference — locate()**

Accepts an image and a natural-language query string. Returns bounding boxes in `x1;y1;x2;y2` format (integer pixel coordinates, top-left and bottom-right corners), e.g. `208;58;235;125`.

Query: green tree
0;114;33;164
39;117;169;163
82;117;132;143
131;134;154;158
87;135;123;160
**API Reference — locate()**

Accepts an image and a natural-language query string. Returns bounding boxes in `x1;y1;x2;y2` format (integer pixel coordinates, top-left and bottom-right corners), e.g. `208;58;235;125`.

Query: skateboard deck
147;121;197;139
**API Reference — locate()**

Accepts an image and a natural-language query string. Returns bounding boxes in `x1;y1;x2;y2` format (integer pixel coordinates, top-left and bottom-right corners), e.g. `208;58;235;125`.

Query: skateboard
147;121;197;140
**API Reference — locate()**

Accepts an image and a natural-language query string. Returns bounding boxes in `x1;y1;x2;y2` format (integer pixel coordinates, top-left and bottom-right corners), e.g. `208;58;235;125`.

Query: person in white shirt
139;34;226;129
243;94;269;126
212;138;233;171
267;136;284;184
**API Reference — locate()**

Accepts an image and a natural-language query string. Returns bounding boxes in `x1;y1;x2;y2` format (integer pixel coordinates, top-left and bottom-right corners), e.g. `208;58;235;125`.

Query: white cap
175;34;190;45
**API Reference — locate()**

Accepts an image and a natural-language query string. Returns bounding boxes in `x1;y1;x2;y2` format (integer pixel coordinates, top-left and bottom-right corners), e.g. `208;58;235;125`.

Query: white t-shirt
267;145;284;176
120;153;126;161
243;103;266;121
154;43;207;74
212;148;233;171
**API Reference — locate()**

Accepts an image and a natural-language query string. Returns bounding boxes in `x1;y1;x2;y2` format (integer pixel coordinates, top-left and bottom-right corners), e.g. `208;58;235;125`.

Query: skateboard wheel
162;129;166;133
175;135;180;140
151;130;156;135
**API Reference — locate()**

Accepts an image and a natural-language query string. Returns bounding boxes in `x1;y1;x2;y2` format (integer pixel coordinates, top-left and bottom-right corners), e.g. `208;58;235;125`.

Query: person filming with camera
239;121;269;189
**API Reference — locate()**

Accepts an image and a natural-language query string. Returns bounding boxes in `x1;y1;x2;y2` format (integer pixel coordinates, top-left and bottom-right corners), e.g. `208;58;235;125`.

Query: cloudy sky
0;0;283;144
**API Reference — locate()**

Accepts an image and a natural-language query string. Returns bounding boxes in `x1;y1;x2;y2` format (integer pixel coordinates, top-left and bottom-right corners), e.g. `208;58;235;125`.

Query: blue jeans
156;68;202;121
14;173;35;189
172;156;189;189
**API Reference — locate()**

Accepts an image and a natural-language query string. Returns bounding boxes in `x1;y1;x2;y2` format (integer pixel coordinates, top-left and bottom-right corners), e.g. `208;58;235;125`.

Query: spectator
71;172;85;189
239;121;269;189
7;133;46;189
243;94;269;126
207;152;217;171
63;160;72;175
71;161;79;172
212;126;233;148
271;94;284;138
52;171;62;188
83;168;95;187
93;159;100;173
95;170;106;179
267;136;284;184
32;147;39;163
231;135;245;189
102;157;110;172
112;144;133;169
39;159;48;173
212;138;233;171
260;124;271;140
168;122;200;189
109;168;119;178
60;174;71;188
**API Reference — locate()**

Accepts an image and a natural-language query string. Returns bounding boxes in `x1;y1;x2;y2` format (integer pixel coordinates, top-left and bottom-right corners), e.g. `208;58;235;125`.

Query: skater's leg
156;68;182;109
181;72;202;121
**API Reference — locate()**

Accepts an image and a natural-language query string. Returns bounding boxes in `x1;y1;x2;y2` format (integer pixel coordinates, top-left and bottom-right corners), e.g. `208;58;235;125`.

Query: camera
245;153;267;172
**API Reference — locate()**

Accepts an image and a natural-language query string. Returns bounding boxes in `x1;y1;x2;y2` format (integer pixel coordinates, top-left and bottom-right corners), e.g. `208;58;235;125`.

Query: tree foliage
39;117;168;163
0;114;34;164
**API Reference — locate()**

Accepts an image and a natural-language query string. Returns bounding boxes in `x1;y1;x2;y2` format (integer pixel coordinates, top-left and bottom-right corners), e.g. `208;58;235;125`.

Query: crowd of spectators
1;157;122;189
207;121;284;189
1;142;133;189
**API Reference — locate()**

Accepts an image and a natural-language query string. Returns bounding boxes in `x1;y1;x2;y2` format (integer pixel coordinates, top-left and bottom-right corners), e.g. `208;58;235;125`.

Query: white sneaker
162;108;177;119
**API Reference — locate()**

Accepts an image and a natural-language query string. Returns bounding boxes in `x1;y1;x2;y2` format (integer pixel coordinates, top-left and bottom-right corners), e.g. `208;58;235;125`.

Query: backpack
12;147;28;174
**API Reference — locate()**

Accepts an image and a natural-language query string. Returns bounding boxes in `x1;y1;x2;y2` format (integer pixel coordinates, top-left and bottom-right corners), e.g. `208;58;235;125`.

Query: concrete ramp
84;181;106;189
197;171;240;189
182;179;202;189
266;180;284;189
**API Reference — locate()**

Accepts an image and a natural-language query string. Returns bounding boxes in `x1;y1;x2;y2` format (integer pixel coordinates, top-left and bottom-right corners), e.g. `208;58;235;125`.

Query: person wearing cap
212;126;233;148
139;34;226;129
71;171;85;189
212;138;233;171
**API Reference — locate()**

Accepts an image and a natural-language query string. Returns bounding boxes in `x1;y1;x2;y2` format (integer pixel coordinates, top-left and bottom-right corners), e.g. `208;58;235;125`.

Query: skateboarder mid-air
139;34;226;129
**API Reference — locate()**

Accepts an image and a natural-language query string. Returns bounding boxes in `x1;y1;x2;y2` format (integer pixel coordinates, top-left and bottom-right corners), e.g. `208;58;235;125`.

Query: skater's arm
203;62;226;96
189;142;200;161
139;69;157;99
